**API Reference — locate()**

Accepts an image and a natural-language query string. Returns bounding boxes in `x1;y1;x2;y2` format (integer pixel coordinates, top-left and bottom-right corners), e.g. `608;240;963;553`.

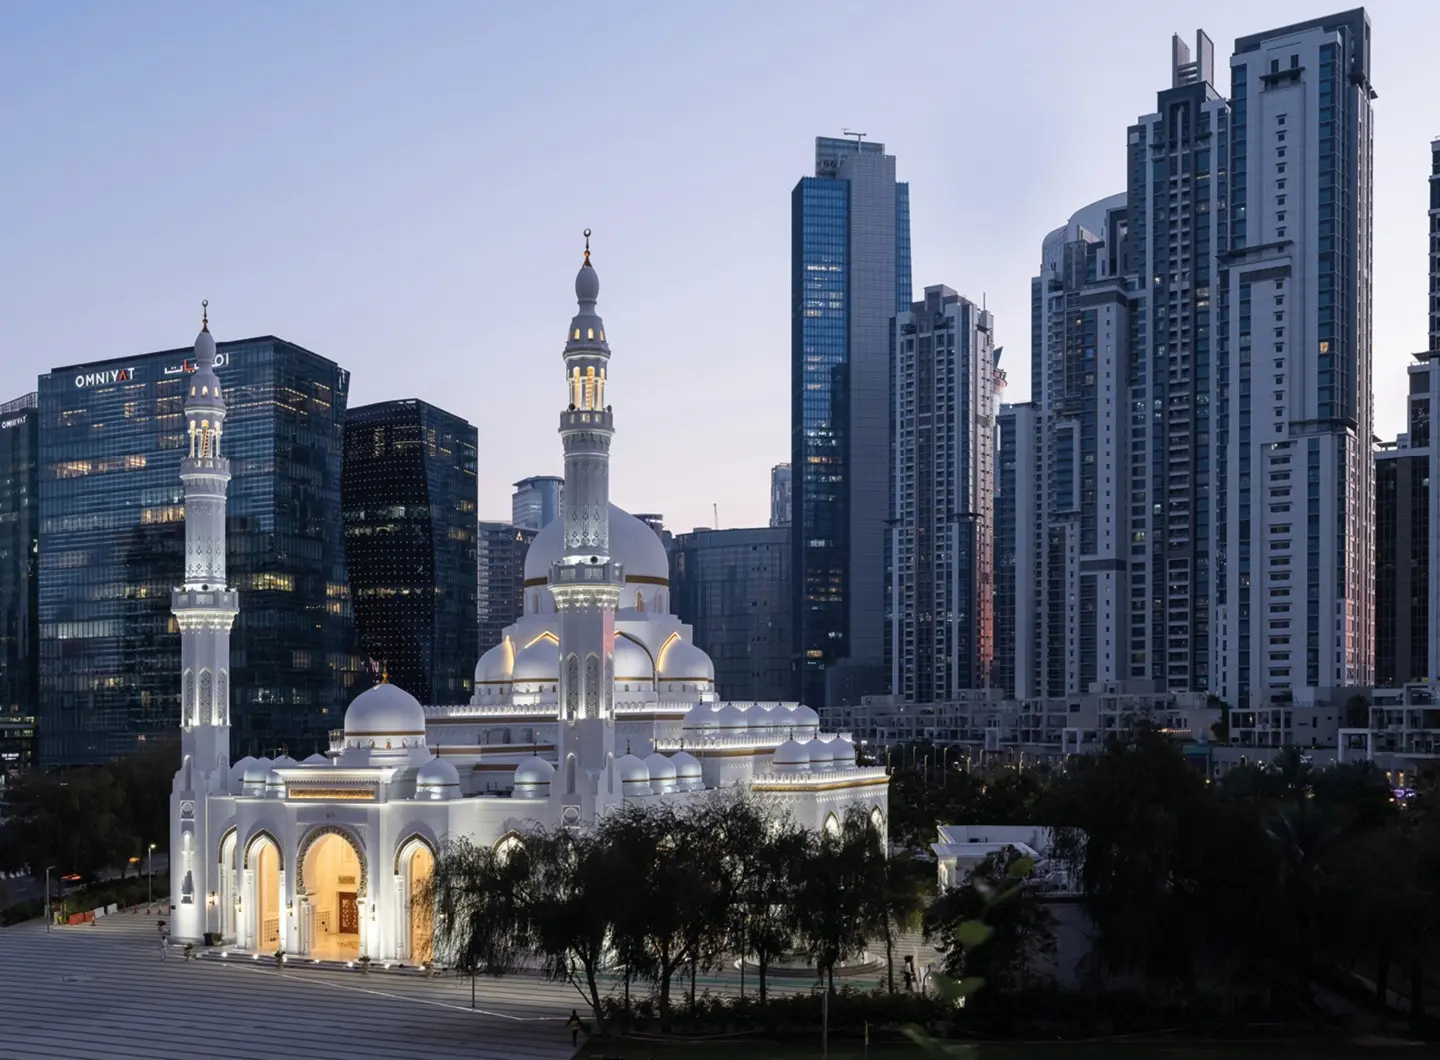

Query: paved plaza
0;912;579;1059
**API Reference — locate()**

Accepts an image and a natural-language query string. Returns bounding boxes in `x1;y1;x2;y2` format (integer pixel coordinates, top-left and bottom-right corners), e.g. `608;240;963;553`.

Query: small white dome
264;769;285;795
230;756;257;783
415;755;460;800
656;638;715;687
793;705;820;727
670;750;702;779
344;682;427;738
644;752;678;781
302;753;329;766
714;704;749;730
804;738;834;768
615;754;650;783
513;756;556;786
682;703;719;730
271;754;297;769
773;739;809;767
510;637;559;688
829;738;855;766
474;639;514;688
614;635;655;686
242;758;273;785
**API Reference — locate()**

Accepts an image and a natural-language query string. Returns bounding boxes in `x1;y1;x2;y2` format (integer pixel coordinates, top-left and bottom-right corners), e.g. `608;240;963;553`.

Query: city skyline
4;1;1436;534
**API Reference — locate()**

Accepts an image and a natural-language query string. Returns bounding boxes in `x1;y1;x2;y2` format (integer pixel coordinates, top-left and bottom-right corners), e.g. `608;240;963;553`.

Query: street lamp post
147;843;156;907
44;865;55;933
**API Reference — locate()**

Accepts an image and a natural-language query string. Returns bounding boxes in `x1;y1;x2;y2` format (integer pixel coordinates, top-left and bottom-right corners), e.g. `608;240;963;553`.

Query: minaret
170;302;239;943
550;232;623;809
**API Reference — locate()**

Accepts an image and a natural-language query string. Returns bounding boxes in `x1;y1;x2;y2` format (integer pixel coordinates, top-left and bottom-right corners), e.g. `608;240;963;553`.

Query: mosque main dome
522;502;670;588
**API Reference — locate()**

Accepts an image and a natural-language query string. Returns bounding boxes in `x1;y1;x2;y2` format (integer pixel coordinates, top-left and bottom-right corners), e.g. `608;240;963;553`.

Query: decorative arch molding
242;828;285;871
296;824;368;899
492;830;526;859
217;824;239;865
615;631;657;688
392;831;439;874
822;812;841;838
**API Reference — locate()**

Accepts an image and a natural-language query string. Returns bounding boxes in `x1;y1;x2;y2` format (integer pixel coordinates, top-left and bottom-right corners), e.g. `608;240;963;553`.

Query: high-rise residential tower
1213;10;1375;705
995;402;1037;699
1125;31;1228;694
791;135;911;708
476;520;537;656
888;286;999;701
342;399;478;705
1027;194;1131;697
770;463;792;527
38;335;355;764
1374;360;1430;687
0;393;39;775
1428;136;1440;678
512;475;564;530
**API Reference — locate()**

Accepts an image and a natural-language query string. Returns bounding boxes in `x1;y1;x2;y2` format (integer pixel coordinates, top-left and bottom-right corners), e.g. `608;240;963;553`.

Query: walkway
0;912;578;1060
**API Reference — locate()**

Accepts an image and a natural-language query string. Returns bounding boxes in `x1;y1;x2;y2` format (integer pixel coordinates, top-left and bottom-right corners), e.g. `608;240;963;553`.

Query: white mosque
168;242;889;962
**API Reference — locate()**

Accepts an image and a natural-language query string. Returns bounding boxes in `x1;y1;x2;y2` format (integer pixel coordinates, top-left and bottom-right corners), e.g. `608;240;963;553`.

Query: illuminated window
587;328;594;340
584;367;596;409
573;328;580;340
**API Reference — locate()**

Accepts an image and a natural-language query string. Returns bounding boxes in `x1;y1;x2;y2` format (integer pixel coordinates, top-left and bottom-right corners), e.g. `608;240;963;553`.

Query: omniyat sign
73;351;231;388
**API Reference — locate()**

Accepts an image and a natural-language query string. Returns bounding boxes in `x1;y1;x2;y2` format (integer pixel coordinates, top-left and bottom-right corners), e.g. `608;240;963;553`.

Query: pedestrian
157;919;169;960
566;1009;584;1047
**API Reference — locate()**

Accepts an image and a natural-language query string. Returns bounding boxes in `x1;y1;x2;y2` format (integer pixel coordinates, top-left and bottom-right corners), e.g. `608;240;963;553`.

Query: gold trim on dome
522;574;669;589
346;729;425;738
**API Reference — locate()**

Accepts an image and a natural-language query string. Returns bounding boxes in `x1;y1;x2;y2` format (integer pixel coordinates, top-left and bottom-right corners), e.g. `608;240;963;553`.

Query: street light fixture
148;843;157;908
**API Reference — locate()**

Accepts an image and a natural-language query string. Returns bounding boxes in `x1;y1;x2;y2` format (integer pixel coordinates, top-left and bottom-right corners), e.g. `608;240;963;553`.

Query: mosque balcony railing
655;734;788;754
748;765;891;788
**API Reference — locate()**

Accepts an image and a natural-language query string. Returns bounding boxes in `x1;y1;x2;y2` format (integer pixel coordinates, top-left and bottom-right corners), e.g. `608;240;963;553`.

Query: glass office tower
342;400;478;705
791;135;910;710
38;337;357;765
670;526;793;703
0;394;40;776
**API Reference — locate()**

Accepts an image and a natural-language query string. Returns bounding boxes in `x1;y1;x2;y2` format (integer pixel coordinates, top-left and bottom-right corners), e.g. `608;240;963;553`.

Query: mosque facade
168;245;890;959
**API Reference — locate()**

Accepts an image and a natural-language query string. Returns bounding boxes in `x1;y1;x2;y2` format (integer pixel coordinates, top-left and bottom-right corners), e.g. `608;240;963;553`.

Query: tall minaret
550;232;623;808
170;303;239;942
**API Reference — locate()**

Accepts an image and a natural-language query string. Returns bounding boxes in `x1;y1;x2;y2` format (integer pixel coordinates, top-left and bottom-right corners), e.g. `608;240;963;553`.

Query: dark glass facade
511;475;563;531
343;400;477;705
38;338;358;765
1375;363;1431;688
670;526;793;703
477;521;536;655
0;395;39;776
791;136;910;709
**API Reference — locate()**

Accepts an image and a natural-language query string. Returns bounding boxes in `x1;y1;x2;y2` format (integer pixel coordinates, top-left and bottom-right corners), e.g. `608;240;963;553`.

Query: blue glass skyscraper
37;336;357;764
791;136;910;710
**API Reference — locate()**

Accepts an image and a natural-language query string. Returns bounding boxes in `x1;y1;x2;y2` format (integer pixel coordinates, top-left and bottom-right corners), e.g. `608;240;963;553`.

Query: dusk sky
3;1;1436;532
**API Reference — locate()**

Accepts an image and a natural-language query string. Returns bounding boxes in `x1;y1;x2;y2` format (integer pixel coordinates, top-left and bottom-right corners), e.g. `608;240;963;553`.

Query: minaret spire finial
583;228;591;266
201;299;209;333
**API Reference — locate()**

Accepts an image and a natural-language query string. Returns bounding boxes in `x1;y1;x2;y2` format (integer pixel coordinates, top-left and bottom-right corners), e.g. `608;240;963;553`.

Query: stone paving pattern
0;912;578;1059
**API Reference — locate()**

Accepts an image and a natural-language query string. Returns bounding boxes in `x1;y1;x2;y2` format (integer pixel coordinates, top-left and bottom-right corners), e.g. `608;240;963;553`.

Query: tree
877;851;931;993
924;847;1055;997
797;808;885;994
1046;725;1232;994
425;836;533;979
526;826;616;1025
734;813;809;1004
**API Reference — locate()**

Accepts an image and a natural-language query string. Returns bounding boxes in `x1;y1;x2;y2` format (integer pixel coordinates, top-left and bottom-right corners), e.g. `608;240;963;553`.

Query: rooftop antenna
713;502;719;528
842;127;868;149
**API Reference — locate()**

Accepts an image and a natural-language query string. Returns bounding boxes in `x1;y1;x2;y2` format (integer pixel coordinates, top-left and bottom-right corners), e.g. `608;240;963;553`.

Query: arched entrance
300;832;364;961
403;843;434;965
246;833;282;953
217;829;238;942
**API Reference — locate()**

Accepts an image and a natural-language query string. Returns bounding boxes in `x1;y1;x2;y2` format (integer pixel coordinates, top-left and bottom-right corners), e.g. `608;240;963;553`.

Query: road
0;912;578;1060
